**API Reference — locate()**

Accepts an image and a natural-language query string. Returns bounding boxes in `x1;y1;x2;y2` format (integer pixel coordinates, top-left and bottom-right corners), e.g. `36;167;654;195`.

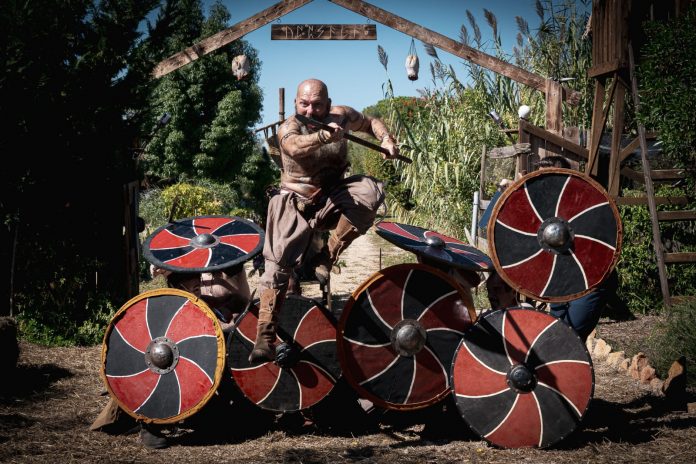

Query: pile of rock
586;331;693;412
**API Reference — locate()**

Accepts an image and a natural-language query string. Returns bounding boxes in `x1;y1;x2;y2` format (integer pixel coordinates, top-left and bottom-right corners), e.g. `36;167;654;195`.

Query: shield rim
226;294;341;412
142;214;265;273
449;306;595;449
100;288;225;424
487;168;623;303
375;221;494;272
337;262;477;411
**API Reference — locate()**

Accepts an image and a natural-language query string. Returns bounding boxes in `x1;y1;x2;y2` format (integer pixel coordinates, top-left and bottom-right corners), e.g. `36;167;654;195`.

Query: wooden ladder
628;45;696;308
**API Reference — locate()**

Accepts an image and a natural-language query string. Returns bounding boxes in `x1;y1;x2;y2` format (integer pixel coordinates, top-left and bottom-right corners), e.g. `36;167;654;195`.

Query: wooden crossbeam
329;0;581;104
613;196;689;206
152;0;313;78
619;131;659;162
621;167;688;183
518;119;588;159
665;252;696;264
657;210;696;221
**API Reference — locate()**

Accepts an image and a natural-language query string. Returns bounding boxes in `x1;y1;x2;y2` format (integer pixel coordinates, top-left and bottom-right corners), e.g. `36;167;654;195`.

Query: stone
639;366;656;384
585;337;595;353
650;378;665;395
593;339;612;359
605;351;625;369
662;356;687;411
619;358;631;371
629;352;649;380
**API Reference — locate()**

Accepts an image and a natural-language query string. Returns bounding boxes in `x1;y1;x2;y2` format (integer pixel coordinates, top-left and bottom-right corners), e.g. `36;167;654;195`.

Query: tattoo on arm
279;119;324;156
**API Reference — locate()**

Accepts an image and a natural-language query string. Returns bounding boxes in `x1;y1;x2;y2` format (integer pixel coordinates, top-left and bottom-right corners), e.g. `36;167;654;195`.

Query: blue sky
206;1;550;128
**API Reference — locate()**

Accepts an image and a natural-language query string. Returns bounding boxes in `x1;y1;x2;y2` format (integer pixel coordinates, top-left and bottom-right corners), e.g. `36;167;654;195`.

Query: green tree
1;0;161;342
138;0;264;185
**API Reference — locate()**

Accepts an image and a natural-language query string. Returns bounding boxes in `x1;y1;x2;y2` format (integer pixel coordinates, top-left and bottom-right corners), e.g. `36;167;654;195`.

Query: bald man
250;78;400;363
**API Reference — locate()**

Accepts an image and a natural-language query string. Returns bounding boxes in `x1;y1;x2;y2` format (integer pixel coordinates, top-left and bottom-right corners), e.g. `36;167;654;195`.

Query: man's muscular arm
342;106;399;159
278;118;342;158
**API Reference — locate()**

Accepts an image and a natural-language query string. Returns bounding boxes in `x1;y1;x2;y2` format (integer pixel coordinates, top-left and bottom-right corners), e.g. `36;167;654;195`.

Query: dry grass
2;231;695;463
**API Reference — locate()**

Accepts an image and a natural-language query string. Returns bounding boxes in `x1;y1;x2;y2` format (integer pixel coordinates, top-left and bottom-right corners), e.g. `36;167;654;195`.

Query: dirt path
1;228;695;463
245;228;413;306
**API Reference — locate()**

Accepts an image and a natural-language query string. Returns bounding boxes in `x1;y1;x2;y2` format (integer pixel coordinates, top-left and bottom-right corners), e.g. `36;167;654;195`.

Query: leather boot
248;288;285;363
314;216;362;285
287;271;303;296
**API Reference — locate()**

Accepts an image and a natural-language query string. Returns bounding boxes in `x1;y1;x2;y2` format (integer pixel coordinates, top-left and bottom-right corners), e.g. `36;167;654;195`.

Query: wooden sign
271;24;376;40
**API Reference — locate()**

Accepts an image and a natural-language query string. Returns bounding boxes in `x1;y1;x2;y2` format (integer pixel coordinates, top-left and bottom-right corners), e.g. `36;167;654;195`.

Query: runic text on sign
271;24;376;40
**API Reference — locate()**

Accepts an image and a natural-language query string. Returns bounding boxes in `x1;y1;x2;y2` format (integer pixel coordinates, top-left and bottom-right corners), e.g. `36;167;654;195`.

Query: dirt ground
1;230;695;463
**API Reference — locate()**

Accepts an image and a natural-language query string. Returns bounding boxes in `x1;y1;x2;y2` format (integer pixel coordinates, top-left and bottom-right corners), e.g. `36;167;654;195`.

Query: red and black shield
143;215;264;273
488;168;622;302
101;289;225;424
376;221;494;272
338;263;477;410
451;307;594;448
228;295;341;412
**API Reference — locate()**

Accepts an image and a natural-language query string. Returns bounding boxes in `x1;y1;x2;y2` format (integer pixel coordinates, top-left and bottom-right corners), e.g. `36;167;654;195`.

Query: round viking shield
451;307;594;448
228;295;341;412
101;288;225;424
142;215;264;273
488;168;622;302
375;221;494;272
338;263;477;410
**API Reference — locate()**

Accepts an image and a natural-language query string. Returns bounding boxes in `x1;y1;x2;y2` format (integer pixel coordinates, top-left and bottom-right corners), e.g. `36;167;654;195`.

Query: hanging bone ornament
231;54;250;80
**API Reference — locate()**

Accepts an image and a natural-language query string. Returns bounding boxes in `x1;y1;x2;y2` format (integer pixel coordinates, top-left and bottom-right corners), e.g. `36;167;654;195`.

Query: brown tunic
278;110;354;197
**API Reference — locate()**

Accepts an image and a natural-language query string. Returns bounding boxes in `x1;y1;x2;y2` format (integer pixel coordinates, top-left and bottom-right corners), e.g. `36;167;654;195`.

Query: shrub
638;5;696;188
139;180;241;234
645;298;696;387
15;259;118;347
617;186;696;313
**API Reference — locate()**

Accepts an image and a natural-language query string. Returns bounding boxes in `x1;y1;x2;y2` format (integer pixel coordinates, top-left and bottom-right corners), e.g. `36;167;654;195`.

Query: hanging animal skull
405;54;419;81
231;55;250;80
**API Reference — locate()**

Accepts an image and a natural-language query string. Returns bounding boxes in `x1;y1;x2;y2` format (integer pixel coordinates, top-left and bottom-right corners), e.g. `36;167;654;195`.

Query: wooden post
279;88;285;122
545;79;563;134
608;82;627;195
542;78;563;158
586;75;619;177
123;181;140;299
518;121;530;177
480;145;487;200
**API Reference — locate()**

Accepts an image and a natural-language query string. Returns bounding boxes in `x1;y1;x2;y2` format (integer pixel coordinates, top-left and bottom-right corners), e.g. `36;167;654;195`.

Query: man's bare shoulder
330;105;365;128
278;115;301;137
329;105;355;114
